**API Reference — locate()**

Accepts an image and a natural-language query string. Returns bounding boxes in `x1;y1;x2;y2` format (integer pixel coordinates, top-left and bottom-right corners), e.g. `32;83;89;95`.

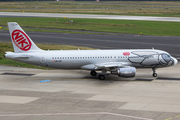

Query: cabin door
40;54;46;64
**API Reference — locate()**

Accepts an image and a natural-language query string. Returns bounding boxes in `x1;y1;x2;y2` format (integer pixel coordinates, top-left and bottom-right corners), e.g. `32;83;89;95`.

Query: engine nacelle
111;67;136;77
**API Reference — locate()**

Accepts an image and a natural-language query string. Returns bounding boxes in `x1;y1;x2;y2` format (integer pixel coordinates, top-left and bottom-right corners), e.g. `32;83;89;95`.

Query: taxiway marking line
165;115;180;120
0;112;153;120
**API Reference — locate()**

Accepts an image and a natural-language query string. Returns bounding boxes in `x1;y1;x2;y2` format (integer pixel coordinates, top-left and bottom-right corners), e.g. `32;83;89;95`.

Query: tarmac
0;64;180;120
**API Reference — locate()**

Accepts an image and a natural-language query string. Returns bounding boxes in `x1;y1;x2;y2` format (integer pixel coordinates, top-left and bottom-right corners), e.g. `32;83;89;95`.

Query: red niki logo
123;52;130;56
11;30;32;51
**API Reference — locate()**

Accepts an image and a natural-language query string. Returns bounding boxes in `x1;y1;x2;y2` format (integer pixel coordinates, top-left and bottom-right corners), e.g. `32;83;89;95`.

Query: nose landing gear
152;68;157;77
153;73;157;77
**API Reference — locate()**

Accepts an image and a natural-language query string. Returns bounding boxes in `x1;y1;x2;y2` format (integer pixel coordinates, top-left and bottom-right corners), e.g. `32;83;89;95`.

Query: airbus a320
4;22;178;80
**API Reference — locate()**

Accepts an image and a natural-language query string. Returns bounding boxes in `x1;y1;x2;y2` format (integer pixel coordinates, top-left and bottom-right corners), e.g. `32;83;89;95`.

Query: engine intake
111;67;136;77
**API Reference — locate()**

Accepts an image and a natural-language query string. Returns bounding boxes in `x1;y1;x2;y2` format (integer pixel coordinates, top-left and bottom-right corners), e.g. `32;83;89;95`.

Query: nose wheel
152;68;157;77
153;73;157;77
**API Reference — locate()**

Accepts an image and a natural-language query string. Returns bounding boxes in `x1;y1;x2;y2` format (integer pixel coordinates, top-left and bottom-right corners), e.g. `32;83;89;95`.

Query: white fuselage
5;49;177;70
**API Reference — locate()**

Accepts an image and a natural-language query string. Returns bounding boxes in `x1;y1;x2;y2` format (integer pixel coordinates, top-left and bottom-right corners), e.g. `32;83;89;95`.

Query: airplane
4;22;178;80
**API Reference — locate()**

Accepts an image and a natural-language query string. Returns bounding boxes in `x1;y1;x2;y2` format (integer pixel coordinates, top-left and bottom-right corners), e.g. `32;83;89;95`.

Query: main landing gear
90;70;106;80
152;68;157;77
98;74;105;80
90;70;97;76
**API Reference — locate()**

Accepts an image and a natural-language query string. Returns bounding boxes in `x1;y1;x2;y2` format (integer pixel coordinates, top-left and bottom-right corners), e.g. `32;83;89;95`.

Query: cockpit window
164;54;170;58
161;53;171;62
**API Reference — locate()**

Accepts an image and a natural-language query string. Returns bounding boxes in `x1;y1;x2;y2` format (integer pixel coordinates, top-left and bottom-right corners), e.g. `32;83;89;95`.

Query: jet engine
111;67;136;77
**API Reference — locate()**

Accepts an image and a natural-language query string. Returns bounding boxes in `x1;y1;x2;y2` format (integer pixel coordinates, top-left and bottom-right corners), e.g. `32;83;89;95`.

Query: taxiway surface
0;12;180;22
1;30;180;58
0;64;180;120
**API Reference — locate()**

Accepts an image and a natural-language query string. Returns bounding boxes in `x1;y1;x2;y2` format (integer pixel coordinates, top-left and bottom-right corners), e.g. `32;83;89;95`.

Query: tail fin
8;22;42;53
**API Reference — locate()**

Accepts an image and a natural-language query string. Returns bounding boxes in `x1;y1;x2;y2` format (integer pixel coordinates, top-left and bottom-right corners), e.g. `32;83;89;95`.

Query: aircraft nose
173;57;178;65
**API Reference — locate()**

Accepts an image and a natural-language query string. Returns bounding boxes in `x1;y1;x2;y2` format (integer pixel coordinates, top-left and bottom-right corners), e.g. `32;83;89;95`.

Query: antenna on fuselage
152;47;154;50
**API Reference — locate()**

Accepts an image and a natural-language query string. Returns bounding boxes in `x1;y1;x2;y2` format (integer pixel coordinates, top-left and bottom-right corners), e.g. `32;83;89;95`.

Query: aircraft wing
95;62;123;68
81;62;132;70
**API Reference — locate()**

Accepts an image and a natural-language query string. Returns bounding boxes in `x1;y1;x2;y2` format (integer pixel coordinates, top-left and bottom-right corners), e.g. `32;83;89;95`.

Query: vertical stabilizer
8;22;42;53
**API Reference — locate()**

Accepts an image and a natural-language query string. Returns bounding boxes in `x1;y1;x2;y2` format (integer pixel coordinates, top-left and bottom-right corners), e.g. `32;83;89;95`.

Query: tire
90;70;97;76
98;75;105;80
153;73;157;77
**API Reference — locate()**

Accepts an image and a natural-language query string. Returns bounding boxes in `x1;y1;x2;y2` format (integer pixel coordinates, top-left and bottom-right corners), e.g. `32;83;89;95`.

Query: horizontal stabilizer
4;52;30;59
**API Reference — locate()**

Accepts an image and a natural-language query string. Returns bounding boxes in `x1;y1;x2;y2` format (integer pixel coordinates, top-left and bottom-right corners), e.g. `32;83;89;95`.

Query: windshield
164;54;170;58
161;53;171;62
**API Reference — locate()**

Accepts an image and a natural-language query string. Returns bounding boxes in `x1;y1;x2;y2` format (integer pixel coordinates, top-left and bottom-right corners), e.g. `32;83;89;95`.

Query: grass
0;17;180;36
1;1;180;17
0;27;107;35
0;42;94;69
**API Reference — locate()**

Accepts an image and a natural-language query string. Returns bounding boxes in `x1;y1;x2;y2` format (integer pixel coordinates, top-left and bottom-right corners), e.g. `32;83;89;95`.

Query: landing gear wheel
153;73;157;77
152;68;157;77
98;74;105;80
90;70;97;76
